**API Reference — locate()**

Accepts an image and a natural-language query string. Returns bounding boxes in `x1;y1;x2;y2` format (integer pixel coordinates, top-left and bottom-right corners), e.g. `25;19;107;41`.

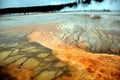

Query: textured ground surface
0;12;120;80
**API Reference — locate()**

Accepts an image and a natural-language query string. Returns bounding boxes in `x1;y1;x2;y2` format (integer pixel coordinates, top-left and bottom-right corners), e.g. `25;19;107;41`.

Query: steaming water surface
0;12;120;80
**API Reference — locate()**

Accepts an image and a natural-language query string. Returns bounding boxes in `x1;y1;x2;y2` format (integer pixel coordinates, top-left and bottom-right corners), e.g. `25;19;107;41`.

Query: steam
61;0;120;11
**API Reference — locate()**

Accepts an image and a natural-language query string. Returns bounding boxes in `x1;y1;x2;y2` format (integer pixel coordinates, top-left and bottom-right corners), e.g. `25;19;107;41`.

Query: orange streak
28;31;120;80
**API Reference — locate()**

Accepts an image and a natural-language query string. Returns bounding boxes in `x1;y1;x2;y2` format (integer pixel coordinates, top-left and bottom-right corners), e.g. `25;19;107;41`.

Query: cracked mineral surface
0;12;120;80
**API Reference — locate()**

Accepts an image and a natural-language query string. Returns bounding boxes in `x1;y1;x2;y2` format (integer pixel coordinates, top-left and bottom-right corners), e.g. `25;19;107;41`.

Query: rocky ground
0;12;120;80
0;32;74;80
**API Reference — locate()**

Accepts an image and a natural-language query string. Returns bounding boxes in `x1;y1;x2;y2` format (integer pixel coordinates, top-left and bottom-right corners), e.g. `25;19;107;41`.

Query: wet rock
27;49;40;53
11;49;19;55
0;51;11;61
54;62;66;68
1;55;25;65
35;71;56;80
22;58;39;69
21;46;36;51
37;53;49;58
32;66;43;71
43;56;55;62
14;57;27;65
5;43;18;48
